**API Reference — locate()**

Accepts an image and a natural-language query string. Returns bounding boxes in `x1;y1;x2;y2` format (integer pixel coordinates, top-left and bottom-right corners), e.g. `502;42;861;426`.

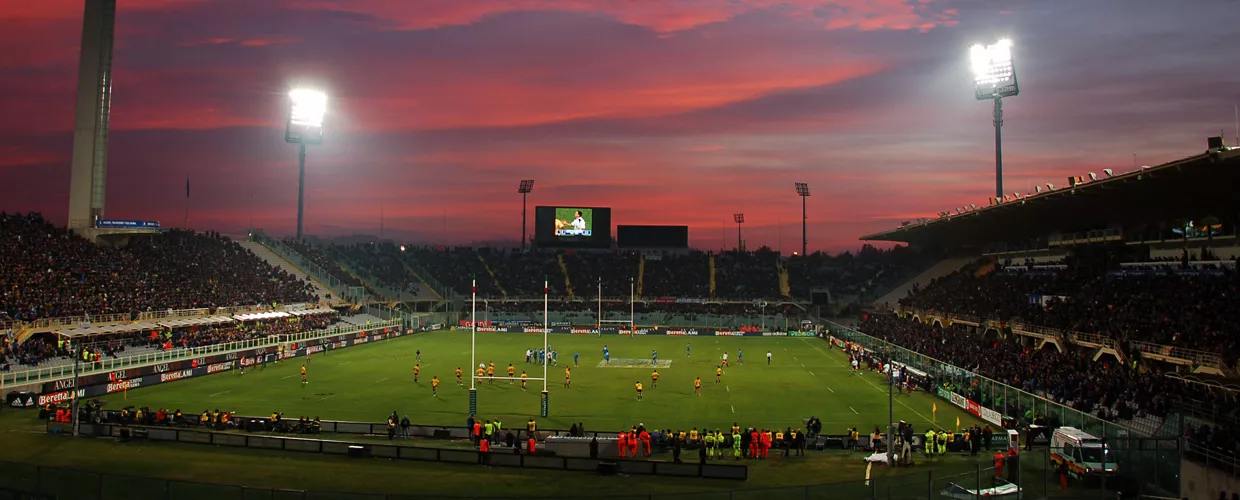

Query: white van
1050;427;1117;478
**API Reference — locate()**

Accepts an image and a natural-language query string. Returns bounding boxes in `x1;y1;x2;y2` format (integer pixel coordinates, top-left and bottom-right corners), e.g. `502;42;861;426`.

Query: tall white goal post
596;277;636;338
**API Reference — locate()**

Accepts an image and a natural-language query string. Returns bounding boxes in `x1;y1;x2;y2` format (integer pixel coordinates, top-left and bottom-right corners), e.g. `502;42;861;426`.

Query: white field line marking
731;405;735;413
281;374;295;379
801;338;938;427
726;385;730;392
375;377;389;383
809;371;815;376
318;395;335;401
827;386;834;393
850;407;860;414
209;390;231;397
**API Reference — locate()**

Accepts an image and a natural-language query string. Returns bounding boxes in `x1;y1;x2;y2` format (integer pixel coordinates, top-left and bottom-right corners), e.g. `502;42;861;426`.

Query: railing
1128;340;1225;370
1;304;298;337
827;320;1148;438
250;234;355;299
1;320;398;388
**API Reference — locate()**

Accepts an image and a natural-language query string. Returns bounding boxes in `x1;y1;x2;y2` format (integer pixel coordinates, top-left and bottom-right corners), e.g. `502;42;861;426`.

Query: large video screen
617;225;689;248
535;206;611;248
553;208;594;237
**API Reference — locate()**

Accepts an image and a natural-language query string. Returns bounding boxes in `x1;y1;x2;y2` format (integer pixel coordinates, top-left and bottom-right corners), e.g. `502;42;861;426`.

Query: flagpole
630;277;635;339
597;277;602;335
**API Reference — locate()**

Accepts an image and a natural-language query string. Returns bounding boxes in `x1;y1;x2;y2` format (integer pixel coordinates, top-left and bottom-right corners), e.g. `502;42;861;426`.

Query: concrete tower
67;0;116;233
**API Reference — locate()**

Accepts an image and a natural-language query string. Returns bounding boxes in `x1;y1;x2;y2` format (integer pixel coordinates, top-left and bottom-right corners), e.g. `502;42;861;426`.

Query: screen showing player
554;208;592;237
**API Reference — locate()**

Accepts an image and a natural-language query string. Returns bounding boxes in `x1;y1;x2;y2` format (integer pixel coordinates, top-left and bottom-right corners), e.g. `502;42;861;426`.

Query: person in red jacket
479;435;491;465
618;431;628;457
473;421;483;445
527;435;537;454
760;429;772;459
749;429;760;459
639;429;652;456
627;429;639;457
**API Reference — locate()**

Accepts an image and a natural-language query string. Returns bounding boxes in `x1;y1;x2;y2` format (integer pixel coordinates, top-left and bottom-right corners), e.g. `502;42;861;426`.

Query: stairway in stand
636;255;646;299
557;254;574;298
709;253;717;297
777;259;791;298
236;240;337;302
477;254;508;299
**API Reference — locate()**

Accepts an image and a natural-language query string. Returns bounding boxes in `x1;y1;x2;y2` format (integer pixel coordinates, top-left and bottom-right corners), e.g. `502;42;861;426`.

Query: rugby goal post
596;277;636;338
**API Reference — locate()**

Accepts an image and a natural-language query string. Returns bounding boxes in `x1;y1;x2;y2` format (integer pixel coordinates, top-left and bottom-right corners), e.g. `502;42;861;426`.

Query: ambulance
1049;427;1117;478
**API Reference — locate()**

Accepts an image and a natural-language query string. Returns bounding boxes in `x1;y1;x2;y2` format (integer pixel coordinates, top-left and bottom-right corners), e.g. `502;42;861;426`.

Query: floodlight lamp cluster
970;39;1018;100
518;179;535;194
734;213;745;224
288;89;328;127
795;182;810;196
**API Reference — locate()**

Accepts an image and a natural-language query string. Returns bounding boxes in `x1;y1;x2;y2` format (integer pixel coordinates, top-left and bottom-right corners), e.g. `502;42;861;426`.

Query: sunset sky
1;0;1238;252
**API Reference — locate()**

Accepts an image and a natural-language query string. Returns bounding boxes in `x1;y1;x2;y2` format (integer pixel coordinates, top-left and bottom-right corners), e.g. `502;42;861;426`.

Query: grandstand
856;145;1240;495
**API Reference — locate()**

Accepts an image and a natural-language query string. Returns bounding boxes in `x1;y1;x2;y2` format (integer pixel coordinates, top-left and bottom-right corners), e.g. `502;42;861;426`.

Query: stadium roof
861;147;1240;246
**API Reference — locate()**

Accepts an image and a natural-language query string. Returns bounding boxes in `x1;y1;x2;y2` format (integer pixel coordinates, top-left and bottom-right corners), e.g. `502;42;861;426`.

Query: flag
932;403;937;422
956;416;960;429
544;275;548;295
471;274;476;294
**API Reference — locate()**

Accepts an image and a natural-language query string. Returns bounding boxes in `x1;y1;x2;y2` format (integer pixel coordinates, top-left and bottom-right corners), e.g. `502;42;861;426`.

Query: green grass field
118;331;980;434
0;331;1026;499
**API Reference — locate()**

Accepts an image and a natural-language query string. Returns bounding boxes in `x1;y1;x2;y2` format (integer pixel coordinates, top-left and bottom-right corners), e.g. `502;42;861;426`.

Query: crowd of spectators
406;246;501;297
714;251;782;299
898;255;1240;363
855;315;1233;424
481;249;565;297
0;213;315;324
1;312;338;371
787;244;939;302
332;242;419;296
281;239;366;290
641;252;711;298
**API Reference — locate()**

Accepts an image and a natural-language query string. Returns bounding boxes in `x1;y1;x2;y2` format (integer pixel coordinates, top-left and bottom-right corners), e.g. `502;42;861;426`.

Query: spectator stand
1;305;369;389
248;232;367;303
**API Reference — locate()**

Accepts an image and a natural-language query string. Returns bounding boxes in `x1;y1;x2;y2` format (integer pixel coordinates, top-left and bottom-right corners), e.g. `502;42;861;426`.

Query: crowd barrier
45;421;748;481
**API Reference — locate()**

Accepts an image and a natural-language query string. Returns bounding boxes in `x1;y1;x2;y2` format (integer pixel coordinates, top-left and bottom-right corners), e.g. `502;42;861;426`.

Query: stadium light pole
970;39;1019;199
795;183;809;256
518;180;534;250
733;214;745;252
285;89;327;240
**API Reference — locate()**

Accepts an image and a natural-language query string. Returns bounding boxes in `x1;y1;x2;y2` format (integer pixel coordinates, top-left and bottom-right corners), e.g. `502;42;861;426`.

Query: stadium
3;2;1240;500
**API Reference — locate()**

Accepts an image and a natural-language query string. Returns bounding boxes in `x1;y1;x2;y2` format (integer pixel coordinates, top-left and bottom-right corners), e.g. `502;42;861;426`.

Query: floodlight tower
518;180;535;250
733;213;745;252
795;182;809;256
285;88;327;240
970;39;1019;199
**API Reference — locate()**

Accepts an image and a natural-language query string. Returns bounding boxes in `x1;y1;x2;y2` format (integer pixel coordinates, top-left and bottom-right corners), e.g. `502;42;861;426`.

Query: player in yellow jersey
694;376;702;396
520;371;528;391
651;370;660;388
716;365;723;384
300;364;307;385
431;376;440;395
635;381;643;401
476;366;486;384
486;363;495;383
413;364;420;383
455;367;463;386
507;364;516;384
564;367;572;388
